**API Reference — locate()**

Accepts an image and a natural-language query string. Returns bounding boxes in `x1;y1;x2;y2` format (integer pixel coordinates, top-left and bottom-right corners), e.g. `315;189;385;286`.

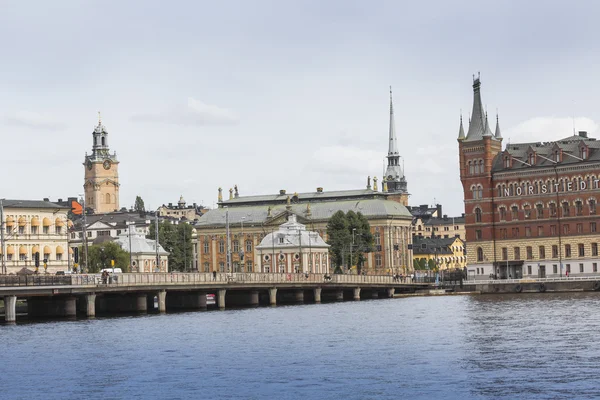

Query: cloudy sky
2;0;600;216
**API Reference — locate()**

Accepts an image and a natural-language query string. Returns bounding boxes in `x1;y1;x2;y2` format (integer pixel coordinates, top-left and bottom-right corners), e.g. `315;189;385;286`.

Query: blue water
2;293;600;399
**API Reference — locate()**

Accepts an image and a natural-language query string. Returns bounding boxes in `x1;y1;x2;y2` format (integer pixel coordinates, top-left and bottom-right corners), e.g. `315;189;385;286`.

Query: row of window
494;222;598;240
7;225;63;235
504;148;590;169
203;240;254;254
475;242;599;262
467;159;485;175
475;263;600;275
496;199;597;221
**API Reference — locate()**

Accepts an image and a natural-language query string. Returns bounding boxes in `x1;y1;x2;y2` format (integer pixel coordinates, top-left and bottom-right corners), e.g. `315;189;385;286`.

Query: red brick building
458;77;600;279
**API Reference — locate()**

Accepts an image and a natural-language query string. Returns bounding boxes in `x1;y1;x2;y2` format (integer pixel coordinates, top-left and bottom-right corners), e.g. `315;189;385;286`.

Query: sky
2;0;600;216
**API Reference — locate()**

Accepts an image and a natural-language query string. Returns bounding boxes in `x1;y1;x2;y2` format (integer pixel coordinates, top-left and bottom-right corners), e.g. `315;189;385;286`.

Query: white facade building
255;215;330;274
114;231;169;272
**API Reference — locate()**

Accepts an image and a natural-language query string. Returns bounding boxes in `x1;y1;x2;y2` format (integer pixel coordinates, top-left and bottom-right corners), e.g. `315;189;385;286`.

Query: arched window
499;207;506;221
475;208;482;223
101;136;106;146
468;161;473;175
476;247;483;262
590;199;597;215
549;202;557;217
471;186;477;200
105;193;111;204
575;200;583;216
479;160;484;174
536;203;543;219
562;202;570;217
478;185;483;199
511;206;519;220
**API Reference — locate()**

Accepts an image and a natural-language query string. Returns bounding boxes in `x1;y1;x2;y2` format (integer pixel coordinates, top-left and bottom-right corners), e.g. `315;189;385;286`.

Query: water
2;293;600;399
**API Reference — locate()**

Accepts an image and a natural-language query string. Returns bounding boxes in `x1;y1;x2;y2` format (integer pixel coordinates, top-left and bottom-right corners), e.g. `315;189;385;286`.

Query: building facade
194;187;414;275
158;196;207;221
114;231;169;272
410;204;466;240
0;200;71;274
84;115;120;214
255;215;330;274
412;236;466;271
458;77;600;279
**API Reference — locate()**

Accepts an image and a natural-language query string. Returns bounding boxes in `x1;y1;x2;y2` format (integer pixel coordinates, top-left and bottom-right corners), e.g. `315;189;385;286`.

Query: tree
148;221;193;272
134;196;146;216
81;242;130;273
326;210;374;274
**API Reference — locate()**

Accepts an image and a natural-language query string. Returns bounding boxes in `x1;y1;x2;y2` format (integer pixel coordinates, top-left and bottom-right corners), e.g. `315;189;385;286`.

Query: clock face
86;160;92;170
103;160;111;170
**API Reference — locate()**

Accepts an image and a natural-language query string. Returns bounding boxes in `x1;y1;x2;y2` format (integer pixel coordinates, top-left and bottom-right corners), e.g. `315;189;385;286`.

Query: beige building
84;116;120;214
195;187;414;275
0;200;71;274
158;196;207;221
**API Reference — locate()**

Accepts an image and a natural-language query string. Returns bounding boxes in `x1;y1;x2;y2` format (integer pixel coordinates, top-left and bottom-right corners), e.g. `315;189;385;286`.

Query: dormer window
504;157;510;168
555;151;560;162
581;147;588;160
529;153;535;165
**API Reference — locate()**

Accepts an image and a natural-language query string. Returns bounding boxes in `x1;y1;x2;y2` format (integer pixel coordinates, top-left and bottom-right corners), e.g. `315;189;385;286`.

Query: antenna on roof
572;102;576;136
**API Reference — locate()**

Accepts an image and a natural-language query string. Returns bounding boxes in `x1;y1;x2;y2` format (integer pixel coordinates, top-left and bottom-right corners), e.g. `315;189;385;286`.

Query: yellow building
83;115;120;214
0;199;71;274
412;236;466;271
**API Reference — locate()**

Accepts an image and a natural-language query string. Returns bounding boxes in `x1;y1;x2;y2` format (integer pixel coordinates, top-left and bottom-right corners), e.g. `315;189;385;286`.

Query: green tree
326;210;374;274
82;242;130;273
134;196;146;216
148;221;193;271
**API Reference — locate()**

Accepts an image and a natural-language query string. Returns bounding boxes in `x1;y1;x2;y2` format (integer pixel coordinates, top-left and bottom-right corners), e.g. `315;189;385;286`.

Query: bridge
0;272;432;323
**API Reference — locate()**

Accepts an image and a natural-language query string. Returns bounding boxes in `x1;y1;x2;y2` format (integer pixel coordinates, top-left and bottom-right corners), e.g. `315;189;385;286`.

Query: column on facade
211;237;217;273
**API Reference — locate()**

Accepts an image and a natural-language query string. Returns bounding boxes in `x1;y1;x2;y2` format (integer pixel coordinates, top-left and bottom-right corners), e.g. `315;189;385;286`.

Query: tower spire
388;86;398;155
458;113;465;140
465;74;494;141
98;111;102;126
495;112;502;139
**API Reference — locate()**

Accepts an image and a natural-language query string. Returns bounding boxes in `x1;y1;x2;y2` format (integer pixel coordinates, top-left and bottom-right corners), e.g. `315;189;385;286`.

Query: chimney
461;213;465;217
443;214;448;220
436;204;442;217
579;131;588;138
279;189;286;195
168;203;173;207
43;197;49;202
58;198;63;203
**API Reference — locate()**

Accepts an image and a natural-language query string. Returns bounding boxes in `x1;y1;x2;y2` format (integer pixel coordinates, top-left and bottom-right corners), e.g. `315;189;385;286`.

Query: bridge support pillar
353;288;361;301
294;290;304;303
85;294;96;318
313;287;322;303
269;288;277;306
387;288;395;298
4;295;16;323
136;294;148;313
158;290;167;313
335;290;344;301
217;289;226;309
248;291;259;306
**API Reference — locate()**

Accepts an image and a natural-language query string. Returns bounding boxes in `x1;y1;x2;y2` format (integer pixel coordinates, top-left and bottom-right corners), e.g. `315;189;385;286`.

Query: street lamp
350;228;356;274
239;216;245;272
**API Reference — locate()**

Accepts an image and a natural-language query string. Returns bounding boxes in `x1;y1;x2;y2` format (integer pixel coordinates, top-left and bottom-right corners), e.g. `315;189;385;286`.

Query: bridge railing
0;275;73;287
477;276;600;284
66;272;418;287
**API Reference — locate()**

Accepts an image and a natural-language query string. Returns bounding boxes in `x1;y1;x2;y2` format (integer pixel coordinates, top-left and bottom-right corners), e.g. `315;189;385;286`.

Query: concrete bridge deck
0;272;432;323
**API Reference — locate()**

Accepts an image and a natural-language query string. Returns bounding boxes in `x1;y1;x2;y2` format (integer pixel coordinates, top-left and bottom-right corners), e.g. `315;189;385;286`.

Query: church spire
388;86;398;155
384;86;407;194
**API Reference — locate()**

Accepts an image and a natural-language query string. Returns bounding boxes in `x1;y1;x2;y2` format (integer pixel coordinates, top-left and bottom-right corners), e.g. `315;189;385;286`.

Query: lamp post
1;199;6;275
155;209;160;272
79;195;89;273
350;228;356;274
128;220;133;272
240;216;245;272
225;206;231;274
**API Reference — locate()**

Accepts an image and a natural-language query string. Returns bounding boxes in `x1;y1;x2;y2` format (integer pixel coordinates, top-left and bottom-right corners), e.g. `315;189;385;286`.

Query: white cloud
504;117;598;143
4;111;67;130
312;145;385;176
131;97;239;126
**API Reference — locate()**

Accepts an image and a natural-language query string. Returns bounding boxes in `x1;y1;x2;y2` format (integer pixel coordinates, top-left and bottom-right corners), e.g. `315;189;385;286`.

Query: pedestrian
566;270;569;278
212;270;217;281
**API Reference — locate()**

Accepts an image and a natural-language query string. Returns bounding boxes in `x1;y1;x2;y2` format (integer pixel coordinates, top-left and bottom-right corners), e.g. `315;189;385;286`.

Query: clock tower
83;114;120;214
